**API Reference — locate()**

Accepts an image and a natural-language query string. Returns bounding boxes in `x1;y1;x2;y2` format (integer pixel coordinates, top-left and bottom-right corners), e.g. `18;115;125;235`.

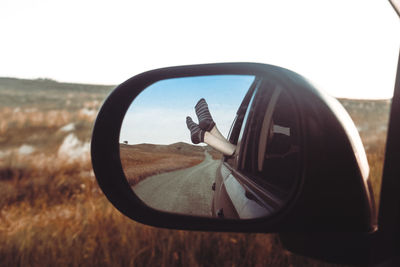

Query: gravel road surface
133;151;219;217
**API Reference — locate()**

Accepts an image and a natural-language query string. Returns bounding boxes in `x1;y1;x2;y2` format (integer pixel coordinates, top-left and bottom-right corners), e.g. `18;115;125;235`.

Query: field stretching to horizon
0;77;390;266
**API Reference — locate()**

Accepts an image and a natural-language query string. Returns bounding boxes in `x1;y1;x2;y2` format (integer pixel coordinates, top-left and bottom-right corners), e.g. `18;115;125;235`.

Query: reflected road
133;151;219;217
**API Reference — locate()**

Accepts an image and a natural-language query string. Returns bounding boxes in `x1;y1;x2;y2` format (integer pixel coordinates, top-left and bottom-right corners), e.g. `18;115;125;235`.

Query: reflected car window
240;82;301;197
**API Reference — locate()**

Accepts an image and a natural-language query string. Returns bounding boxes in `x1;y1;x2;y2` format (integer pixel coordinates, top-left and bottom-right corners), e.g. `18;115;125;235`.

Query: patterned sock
186;116;205;144
195;98;215;131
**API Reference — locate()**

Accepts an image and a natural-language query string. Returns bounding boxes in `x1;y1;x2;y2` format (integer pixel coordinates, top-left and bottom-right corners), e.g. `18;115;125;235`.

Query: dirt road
133;151;219;217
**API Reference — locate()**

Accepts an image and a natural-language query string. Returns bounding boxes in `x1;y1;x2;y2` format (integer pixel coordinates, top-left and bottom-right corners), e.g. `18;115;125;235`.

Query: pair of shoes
186;98;215;144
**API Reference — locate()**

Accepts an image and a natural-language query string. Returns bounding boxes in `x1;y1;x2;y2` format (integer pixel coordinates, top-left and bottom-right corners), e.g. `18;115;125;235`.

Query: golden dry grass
0;79;388;266
0;151;340;267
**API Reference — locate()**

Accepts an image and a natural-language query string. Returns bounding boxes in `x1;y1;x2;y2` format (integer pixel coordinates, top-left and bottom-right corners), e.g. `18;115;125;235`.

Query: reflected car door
212;78;301;219
212;78;263;219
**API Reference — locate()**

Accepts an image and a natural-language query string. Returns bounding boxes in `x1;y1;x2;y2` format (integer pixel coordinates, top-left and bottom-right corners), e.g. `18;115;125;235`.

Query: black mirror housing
91;63;376;233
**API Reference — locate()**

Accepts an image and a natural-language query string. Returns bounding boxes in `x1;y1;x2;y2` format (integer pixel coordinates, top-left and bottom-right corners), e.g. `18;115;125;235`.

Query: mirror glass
120;75;301;219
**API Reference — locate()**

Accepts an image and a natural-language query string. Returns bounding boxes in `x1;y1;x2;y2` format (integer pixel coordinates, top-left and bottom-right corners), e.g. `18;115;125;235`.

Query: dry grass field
0;77;389;266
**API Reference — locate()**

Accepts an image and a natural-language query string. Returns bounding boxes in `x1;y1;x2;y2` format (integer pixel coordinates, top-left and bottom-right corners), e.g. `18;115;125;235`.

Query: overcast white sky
0;0;399;99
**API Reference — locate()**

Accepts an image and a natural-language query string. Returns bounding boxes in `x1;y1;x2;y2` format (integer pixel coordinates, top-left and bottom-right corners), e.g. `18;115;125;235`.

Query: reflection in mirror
120;75;301;219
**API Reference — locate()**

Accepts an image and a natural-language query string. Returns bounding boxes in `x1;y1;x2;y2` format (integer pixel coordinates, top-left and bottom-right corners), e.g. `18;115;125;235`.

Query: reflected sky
120;75;255;145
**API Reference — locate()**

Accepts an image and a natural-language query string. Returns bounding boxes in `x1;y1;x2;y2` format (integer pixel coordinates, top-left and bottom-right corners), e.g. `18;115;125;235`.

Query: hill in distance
0;77;114;110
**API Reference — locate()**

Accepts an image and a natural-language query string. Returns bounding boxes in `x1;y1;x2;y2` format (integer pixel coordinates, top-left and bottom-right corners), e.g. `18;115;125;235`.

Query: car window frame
236;81;299;197
225;78;261;169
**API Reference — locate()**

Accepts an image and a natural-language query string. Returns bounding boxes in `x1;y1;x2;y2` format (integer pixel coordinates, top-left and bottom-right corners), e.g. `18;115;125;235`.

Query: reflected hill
120;142;213;186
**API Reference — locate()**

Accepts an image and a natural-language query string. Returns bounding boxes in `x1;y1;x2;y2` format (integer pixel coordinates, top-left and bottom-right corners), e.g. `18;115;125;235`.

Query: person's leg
209;125;229;142
195;98;229;142
186;116;205;144
186;116;236;156
204;131;236;156
195;98;215;131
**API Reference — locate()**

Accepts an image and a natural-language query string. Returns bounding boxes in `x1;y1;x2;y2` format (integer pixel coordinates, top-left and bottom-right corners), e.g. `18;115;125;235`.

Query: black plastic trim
91;62;375;233
91;63;298;232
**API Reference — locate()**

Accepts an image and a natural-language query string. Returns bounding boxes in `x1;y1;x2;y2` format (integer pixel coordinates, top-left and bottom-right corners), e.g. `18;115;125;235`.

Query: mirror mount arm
376;48;400;262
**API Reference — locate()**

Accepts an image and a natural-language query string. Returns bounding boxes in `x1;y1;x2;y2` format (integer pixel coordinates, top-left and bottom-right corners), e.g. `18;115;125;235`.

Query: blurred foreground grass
0;78;389;266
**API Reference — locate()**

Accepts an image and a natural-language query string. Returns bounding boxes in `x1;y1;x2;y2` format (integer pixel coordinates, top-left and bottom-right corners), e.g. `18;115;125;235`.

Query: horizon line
0;75;393;101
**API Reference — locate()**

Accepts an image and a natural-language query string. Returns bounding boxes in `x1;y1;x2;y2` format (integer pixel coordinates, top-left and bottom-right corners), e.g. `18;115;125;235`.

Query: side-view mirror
91;63;376;263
